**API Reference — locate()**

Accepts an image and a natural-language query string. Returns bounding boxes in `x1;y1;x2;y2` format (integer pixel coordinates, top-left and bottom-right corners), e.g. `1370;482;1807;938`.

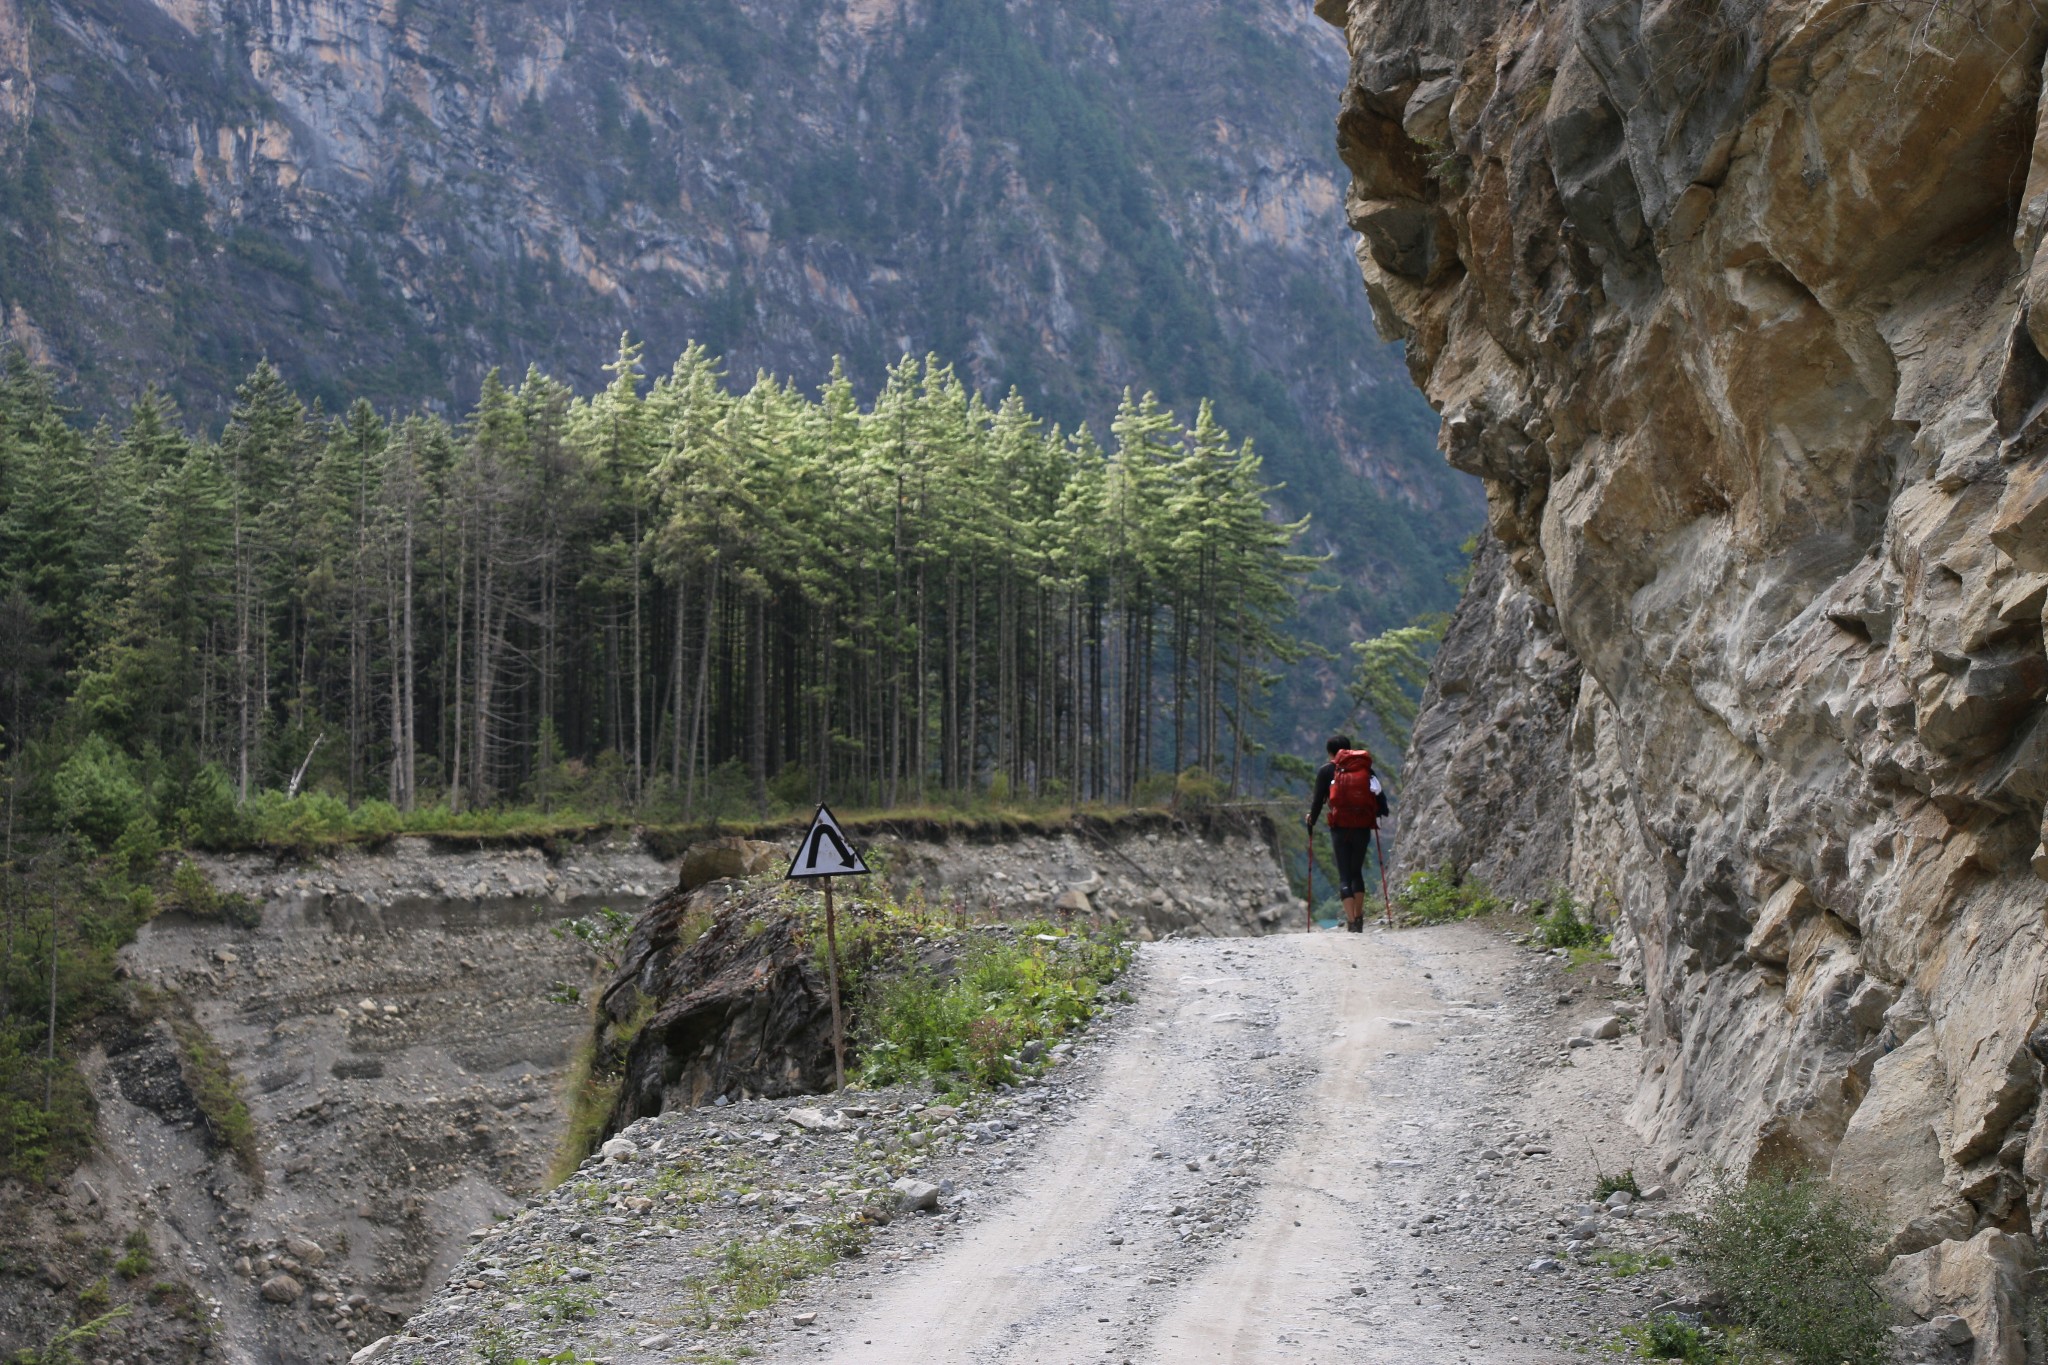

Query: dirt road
389;919;1687;1365
764;922;1680;1365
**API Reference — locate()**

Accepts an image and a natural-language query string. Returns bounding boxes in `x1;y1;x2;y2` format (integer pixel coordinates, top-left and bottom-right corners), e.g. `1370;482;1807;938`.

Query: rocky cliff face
1325;0;2048;1343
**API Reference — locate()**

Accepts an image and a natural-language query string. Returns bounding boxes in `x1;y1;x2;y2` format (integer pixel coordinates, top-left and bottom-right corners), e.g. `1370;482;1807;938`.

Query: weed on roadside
855;925;1131;1092
680;1221;870;1328
1612;1312;1727;1362
1395;867;1499;924
1682;1168;1890;1365
1592;1248;1673;1278
475;1326;595;1365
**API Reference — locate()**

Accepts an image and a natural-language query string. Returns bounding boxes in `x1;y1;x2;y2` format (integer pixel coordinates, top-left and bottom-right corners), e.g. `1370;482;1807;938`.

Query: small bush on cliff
1535;886;1603;951
1683;1168;1891;1365
1396;868;1498;924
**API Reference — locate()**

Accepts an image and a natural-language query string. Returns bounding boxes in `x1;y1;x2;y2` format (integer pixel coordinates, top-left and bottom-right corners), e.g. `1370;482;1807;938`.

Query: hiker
1305;734;1388;933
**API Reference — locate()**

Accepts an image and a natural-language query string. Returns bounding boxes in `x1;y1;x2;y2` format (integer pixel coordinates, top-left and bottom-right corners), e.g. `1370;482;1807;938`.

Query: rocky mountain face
1324;0;2048;1347
0;0;1480;669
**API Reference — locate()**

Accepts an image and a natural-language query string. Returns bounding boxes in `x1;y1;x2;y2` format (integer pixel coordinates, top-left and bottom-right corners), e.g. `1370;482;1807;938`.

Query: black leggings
1330;826;1372;899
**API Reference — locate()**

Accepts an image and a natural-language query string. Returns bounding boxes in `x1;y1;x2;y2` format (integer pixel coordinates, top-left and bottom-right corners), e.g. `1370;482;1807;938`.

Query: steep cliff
1325;0;2048;1342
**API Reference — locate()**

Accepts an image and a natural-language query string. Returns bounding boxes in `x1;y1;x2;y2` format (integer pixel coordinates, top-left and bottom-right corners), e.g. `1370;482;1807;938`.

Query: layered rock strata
1322;0;2048;1346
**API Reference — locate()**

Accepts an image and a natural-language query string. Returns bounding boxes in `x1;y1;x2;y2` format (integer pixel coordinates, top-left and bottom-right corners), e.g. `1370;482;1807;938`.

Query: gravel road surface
376;919;1688;1365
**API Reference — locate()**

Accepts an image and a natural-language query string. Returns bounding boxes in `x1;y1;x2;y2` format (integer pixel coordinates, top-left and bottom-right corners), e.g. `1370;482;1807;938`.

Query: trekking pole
1374;825;1394;927
1305;830;1315;934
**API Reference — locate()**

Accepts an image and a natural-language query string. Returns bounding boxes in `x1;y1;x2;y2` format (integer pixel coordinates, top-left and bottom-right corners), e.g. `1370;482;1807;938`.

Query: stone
1054;889;1093;915
600;1137;638;1162
1579;1016;1623;1041
1744;881;1811;967
1932;1314;1976;1346
637;1334;674;1350
350;1339;402;1365
889;1177;941;1212
283;1235;326;1266
1831;1029;1974;1255
260;1273;304;1304
786;1107;850;1133
1880;1230;2032;1365
794;1312;818;1326
1019;1040;1047;1064
677;838;783;892
1527;1258;1564;1274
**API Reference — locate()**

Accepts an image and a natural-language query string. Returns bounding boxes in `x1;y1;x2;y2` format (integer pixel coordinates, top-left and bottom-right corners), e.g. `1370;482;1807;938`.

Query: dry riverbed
366;919;1697;1364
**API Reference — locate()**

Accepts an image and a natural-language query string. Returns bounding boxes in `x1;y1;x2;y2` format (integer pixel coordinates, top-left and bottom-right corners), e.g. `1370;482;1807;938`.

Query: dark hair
1326;735;1352;755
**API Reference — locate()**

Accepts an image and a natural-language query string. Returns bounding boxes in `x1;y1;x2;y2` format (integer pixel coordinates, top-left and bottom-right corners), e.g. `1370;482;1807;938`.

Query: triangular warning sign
785;804;870;879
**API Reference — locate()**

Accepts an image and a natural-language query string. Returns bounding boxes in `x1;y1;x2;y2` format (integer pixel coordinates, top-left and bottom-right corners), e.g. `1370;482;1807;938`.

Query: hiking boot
1346;911;1364;934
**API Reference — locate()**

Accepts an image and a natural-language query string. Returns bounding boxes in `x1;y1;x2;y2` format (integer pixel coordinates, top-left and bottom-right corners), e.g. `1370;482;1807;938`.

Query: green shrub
52;736;148;848
349;799;404;841
1396;867;1498;923
113;1229;152;1279
1535;885;1602;949
169;763;243;846
1683;1168;1891;1365
1174;766;1224;810
12;1308;132;1365
162;859;260;928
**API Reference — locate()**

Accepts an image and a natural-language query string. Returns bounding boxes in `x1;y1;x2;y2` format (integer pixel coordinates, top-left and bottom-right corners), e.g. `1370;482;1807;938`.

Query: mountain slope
0;0;1481;740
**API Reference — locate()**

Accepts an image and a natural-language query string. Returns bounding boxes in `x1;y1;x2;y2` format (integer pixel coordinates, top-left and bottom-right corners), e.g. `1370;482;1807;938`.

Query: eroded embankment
83;837;671;1365
3;813;1290;1365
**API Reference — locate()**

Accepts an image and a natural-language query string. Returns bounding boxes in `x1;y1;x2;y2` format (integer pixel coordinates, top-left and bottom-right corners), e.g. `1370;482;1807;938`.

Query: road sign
786;804;870;879
785;803;867;1093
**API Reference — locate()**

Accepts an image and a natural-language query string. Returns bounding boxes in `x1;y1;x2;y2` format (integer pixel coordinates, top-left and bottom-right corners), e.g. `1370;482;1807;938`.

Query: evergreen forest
0;341;1317;853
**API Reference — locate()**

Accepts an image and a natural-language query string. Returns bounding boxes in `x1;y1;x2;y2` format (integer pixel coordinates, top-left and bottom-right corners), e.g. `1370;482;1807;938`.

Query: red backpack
1327;749;1381;830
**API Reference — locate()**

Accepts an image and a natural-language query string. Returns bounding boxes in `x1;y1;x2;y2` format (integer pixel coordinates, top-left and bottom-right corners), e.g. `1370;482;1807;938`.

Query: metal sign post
785;804;870;1091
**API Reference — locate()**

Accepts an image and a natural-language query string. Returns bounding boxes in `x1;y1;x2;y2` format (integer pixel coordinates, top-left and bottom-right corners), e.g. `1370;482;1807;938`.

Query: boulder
786;1107;850;1133
1880;1230;2034;1365
889;1177;942;1212
1831;1029;1973;1256
283;1235;326;1267
600;1137;638;1162
678;838;784;892
260;1272;304;1304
